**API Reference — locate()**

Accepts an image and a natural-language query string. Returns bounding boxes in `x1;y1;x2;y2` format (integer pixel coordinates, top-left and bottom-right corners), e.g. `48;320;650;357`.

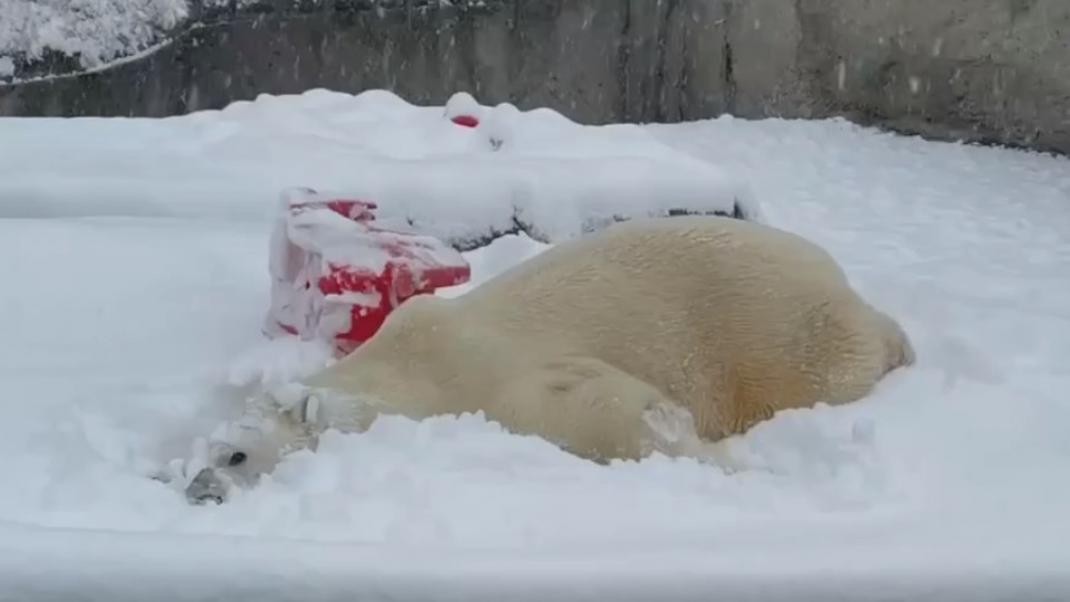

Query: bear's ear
301;394;321;425
280;391;324;428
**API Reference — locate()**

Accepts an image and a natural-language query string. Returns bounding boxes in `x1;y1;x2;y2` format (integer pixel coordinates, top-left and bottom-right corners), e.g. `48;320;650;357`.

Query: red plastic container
266;188;471;355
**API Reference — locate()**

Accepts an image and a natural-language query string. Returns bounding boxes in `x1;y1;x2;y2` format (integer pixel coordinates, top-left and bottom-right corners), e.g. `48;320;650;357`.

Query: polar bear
185;216;914;504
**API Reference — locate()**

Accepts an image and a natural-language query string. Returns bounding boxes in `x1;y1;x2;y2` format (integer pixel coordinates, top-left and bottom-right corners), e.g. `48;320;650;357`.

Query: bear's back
453;216;860;398
463;216;850;321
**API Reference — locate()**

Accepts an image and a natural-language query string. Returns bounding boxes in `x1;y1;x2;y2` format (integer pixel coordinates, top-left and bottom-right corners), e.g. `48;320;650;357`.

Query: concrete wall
754;0;1070;154
2;0;1068;155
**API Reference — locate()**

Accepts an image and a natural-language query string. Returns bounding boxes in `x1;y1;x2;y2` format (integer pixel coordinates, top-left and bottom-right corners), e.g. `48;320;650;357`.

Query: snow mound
0;88;759;249
226;336;337;390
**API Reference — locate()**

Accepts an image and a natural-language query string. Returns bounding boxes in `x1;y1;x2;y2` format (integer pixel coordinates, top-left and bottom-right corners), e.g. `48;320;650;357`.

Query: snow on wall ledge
0;88;760;250
0;0;189;71
0;0;493;82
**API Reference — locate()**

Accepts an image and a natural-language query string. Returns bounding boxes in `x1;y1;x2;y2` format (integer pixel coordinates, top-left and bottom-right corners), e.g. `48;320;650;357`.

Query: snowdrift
0;89;760;251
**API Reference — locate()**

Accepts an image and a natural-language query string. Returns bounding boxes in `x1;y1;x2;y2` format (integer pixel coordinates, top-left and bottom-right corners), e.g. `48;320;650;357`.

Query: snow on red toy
444;91;482;128
265;187;471;356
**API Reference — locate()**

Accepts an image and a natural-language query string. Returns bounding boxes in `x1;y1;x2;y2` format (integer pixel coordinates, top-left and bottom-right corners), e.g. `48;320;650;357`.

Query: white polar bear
185;216;914;504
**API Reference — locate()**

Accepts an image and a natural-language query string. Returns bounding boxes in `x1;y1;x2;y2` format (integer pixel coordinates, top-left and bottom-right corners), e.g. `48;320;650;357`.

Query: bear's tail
880;311;916;373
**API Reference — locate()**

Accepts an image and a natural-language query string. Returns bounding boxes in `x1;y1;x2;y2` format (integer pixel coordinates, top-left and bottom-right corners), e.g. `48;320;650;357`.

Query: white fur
188;216;914;501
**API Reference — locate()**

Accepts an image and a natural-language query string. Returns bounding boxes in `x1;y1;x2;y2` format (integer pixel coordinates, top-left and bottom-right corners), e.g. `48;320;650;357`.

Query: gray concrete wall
2;0;1068;155
745;0;1070;154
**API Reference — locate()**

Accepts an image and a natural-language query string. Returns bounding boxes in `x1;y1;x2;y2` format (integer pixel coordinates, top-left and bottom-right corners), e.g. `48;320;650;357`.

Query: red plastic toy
265;188;471;356
450;114;480;128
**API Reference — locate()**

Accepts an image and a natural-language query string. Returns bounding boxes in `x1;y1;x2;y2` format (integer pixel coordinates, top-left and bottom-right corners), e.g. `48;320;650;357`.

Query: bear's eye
227;451;247;466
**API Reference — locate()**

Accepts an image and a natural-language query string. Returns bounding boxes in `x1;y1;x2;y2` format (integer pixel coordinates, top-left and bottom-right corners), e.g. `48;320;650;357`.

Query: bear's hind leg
494;355;741;469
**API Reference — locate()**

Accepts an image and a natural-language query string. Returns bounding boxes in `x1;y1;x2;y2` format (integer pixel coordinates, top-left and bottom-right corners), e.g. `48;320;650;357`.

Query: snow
0;1;497;80
1;90;1070;600
0;0;188;75
0;89;755;248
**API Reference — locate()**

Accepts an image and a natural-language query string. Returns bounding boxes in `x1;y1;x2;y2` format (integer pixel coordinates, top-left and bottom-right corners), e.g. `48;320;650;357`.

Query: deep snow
1;90;1069;601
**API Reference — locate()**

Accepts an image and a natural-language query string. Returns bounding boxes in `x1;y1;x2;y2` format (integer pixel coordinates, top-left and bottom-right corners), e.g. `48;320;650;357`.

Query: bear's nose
185;467;227;505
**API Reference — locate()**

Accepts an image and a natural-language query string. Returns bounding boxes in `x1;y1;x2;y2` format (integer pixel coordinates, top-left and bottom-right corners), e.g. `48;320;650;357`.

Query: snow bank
0;89;758;249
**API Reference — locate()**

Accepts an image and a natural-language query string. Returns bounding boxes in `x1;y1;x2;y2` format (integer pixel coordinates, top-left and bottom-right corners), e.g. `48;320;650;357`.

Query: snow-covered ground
1;90;1069;601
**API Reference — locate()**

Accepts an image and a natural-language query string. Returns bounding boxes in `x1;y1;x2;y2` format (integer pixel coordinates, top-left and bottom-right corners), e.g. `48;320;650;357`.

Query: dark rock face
2;0;1067;155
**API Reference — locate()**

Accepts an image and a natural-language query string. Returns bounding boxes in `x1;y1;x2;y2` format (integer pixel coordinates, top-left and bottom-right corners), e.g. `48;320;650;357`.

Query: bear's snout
185;467;228;505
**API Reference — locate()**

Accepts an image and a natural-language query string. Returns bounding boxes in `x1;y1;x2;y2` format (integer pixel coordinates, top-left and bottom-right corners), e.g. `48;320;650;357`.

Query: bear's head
182;359;420;505
183;387;323;505
183;294;473;504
